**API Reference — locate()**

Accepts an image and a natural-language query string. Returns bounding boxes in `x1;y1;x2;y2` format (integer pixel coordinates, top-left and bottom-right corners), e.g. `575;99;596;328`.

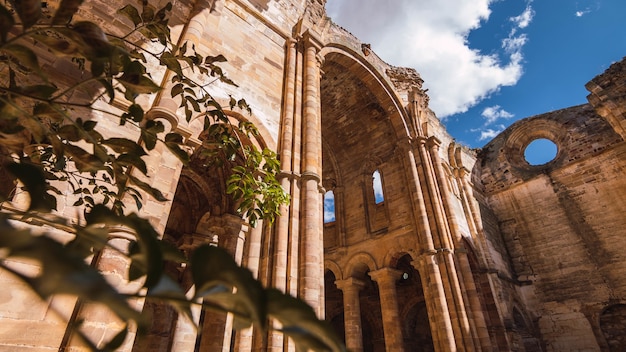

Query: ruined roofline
323;13;426;94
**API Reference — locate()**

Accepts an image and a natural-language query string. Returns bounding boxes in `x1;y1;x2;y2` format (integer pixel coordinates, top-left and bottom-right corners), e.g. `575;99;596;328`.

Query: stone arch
388;252;434;351
324;259;343;280
318;45;412;141
343;252;378;279
384;248;417;269
324;268;345;345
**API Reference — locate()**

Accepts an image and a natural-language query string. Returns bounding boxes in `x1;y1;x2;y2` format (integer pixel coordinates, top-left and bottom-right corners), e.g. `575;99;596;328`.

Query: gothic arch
318;45;412;141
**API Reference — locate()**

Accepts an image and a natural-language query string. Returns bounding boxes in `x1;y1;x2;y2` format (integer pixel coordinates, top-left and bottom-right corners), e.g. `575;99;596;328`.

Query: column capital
335;277;366;292
368;267;403;284
426;136;442;151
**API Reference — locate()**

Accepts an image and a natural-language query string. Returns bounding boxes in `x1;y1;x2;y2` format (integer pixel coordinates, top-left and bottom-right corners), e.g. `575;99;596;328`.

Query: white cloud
473;124;506;141
510;4;535;29
325;0;534;118
323;191;335;222
575;10;591;17
481;105;514;125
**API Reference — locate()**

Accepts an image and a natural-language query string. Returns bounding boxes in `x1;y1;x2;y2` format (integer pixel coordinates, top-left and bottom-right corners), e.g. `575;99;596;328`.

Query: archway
395;254;434;351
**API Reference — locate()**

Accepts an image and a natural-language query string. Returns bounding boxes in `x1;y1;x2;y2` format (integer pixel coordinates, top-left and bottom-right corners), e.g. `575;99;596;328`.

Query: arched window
324;190;336;223
372;170;384;204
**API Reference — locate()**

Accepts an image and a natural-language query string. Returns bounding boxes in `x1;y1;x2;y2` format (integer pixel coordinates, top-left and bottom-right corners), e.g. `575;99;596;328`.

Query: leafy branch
0;1;342;351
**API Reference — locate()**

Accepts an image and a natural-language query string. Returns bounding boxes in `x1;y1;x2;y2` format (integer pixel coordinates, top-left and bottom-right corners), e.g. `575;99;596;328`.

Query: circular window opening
524;138;558;165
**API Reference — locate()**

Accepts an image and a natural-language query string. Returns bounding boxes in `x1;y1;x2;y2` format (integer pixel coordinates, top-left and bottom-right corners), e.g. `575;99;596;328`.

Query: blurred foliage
0;0;342;351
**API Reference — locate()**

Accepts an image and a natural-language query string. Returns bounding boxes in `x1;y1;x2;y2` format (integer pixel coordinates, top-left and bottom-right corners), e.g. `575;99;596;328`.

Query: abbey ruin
1;0;626;351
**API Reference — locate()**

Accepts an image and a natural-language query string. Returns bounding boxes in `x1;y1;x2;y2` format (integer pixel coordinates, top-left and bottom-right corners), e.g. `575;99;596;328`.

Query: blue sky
325;0;626;149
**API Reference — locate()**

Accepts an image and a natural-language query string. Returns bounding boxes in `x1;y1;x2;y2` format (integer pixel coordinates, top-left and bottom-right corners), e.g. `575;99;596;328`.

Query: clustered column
300;34;325;315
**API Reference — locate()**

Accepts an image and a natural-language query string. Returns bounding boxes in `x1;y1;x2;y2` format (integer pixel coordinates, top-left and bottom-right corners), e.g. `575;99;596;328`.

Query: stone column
412;255;457;352
300;35;324;315
427;138;477;351
397;138;436;252
369;268;404;352
233;220;263;352
268;36;305;352
335;278;366;352
274;38;298;294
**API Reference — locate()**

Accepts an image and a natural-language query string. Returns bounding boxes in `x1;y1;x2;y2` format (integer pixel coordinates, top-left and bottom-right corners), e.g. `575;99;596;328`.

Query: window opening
323;190;336;223
524;138;557;165
373;170;384;204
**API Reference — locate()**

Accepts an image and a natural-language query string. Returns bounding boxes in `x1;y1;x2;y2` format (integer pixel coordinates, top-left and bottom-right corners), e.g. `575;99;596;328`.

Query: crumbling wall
474;96;626;350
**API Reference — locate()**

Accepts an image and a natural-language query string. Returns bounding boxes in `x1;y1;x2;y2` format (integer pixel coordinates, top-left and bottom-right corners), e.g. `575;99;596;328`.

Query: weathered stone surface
1;1;626;351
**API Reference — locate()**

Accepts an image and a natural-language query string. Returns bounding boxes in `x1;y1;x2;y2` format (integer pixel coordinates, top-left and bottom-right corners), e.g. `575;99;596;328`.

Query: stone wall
475;60;626;350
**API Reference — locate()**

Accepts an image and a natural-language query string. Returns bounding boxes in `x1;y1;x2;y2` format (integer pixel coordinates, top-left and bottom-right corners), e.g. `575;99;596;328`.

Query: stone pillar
369;268;404;352
299;35;324;316
412;255;457;352
397;138;436;252
274;38;298;293
427;138;477;351
233;220;264;352
335;278;366;352
267;36;303;352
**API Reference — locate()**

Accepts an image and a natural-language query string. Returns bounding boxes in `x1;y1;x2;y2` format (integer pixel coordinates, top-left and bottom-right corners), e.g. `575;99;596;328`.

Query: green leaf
147;274;193;323
97;78;115;103
128;175;167;201
128;104;144;122
123;214;163;289
154;2;172;21
164;132;183;144
72;21;113;58
57;125;81;141
170;83;184;98
84;204;119;225
8;0;40;30
65;144;105;172
66;225;109;258
1;43;42;76
52;0;85;25
140;120;164;150
82;120;97;131
141;2;155;22
266;289;345;352
205;54;227;64
118;72;161;95
6;162;54;211
165;141;190;165
118;4;142;27
192;245;266;329
160;51;183;76
116;153;148;175
0;219;146;328
103;138;147;156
